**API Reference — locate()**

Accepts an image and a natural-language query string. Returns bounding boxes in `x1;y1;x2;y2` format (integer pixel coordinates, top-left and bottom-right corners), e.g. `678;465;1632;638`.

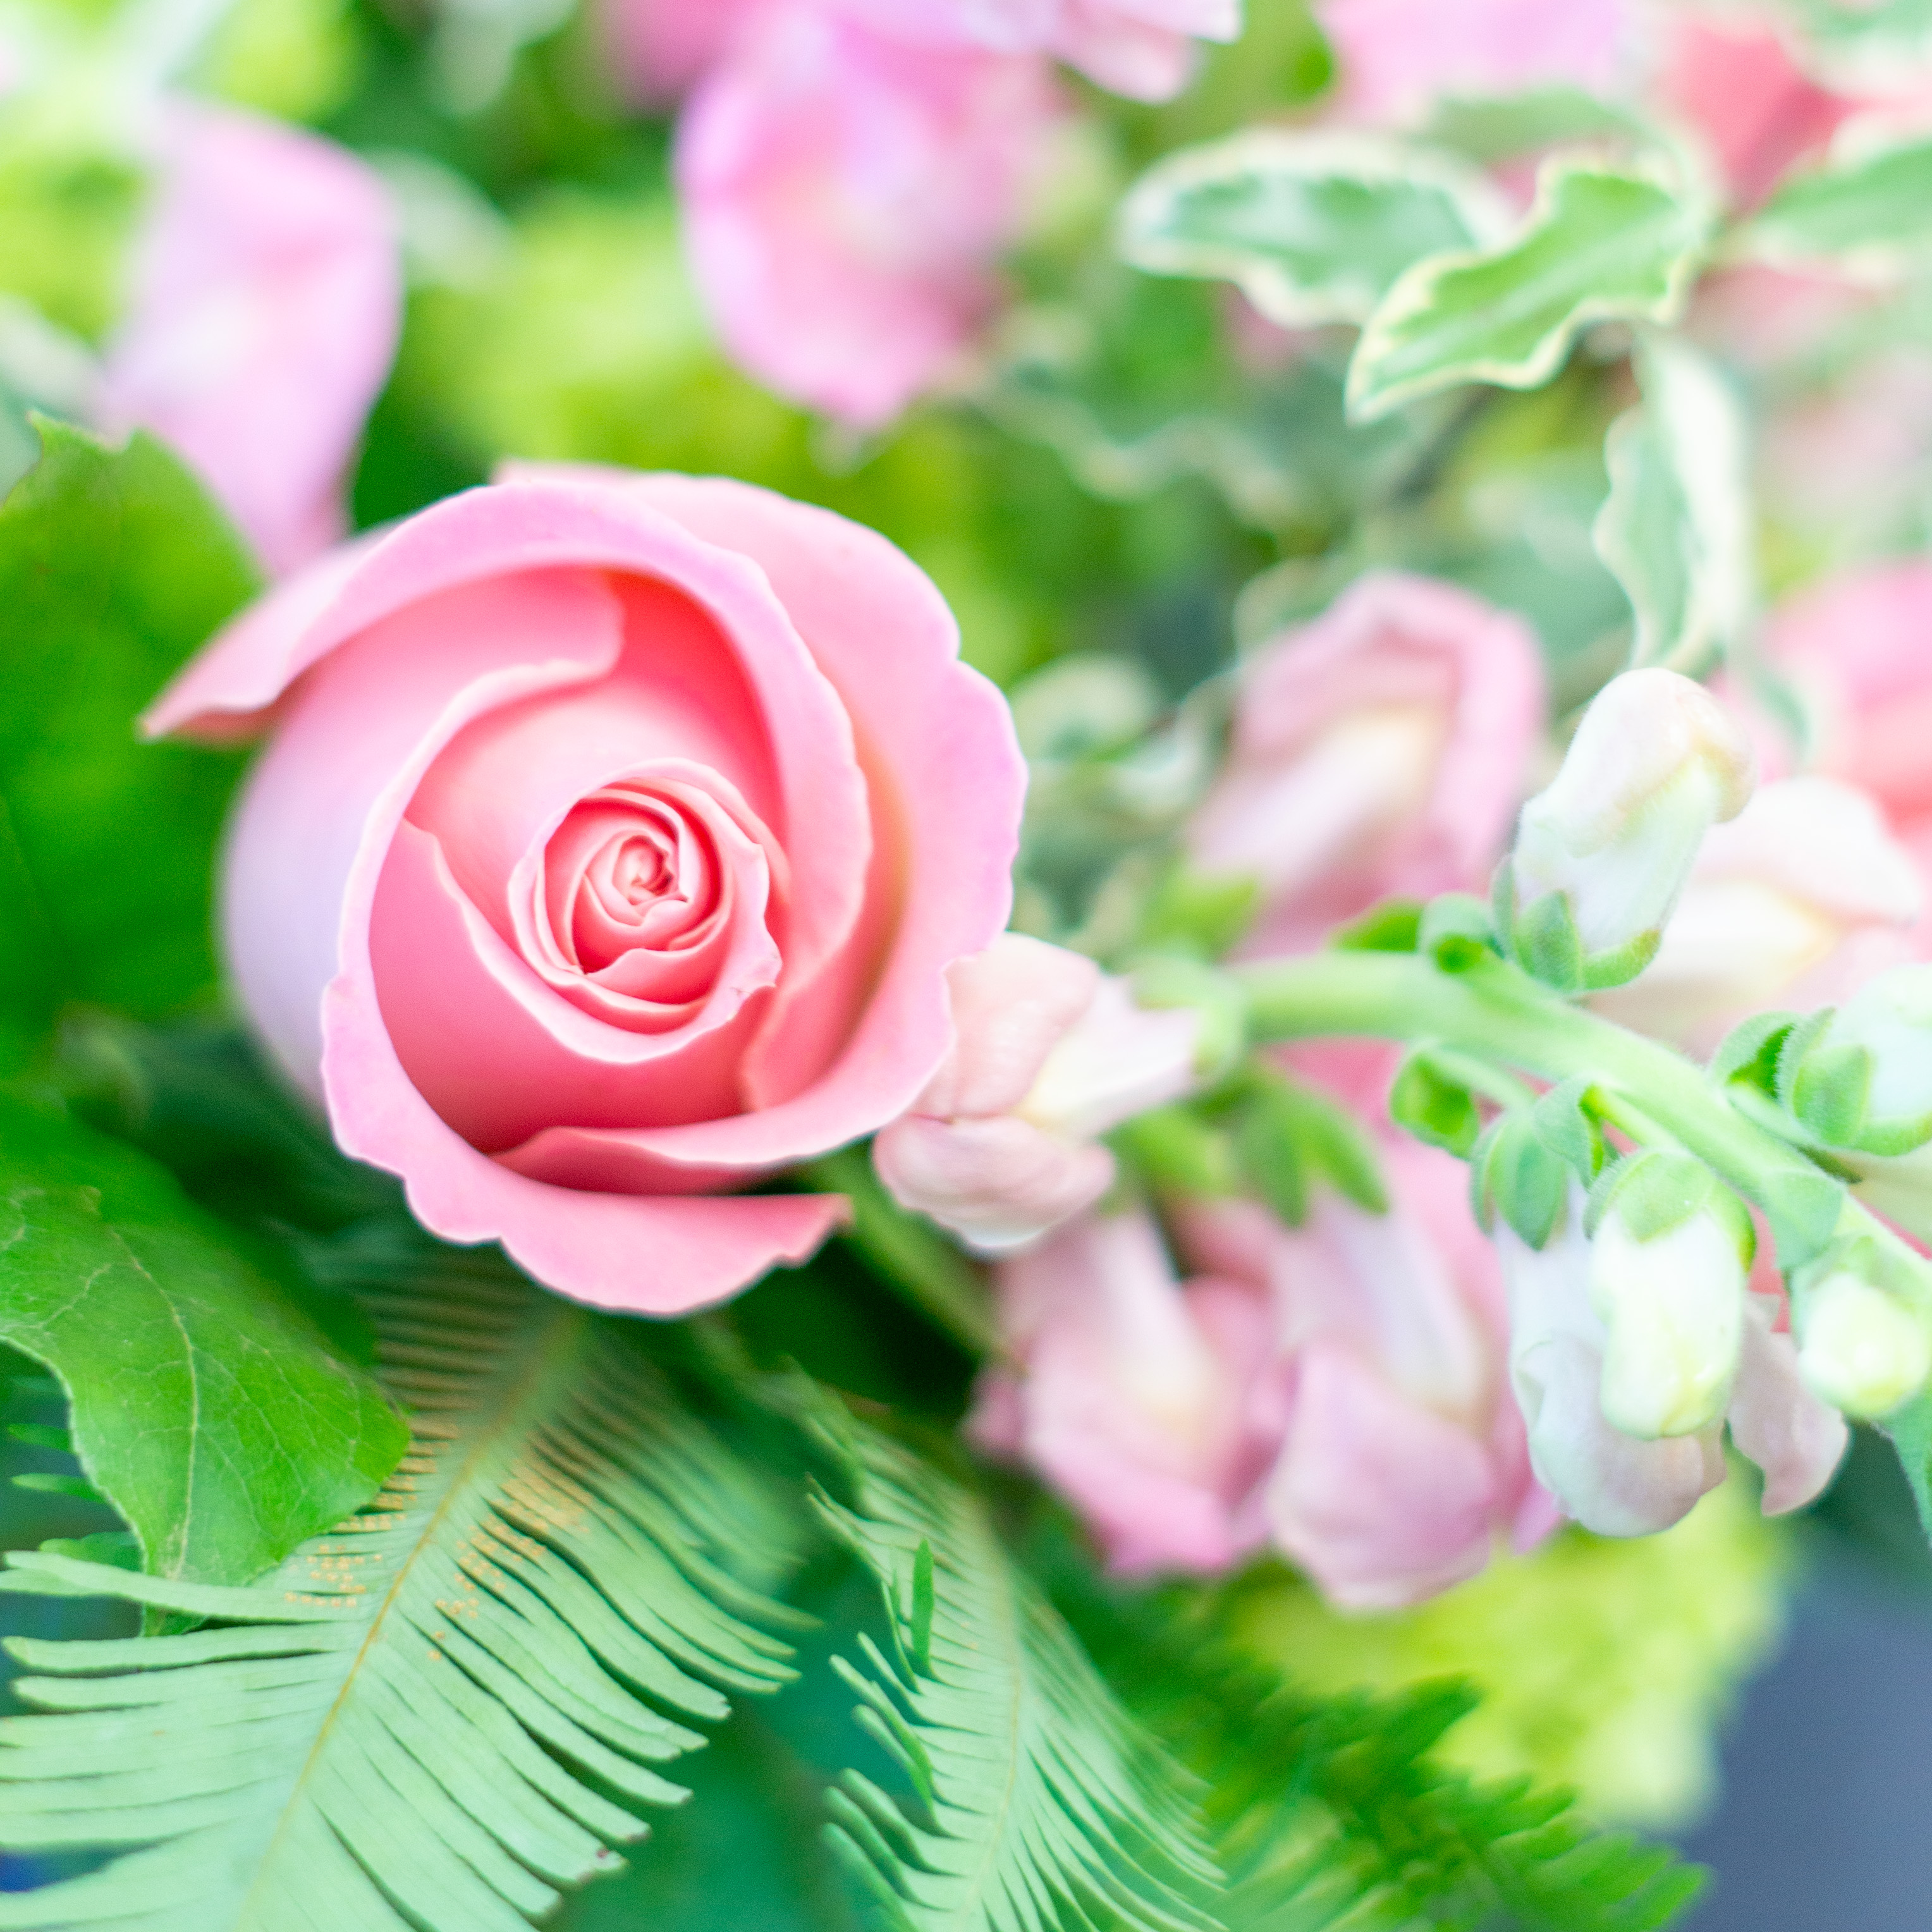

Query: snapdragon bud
1586;1152;1751;1438
1790;965;1932;1156
1504;669;1755;992
1797;1270;1932;1419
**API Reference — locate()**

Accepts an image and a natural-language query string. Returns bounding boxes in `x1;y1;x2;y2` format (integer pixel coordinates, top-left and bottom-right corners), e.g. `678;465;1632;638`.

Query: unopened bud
1799;965;1932;1156
1797;1273;1932;1419
1505;669;1755;991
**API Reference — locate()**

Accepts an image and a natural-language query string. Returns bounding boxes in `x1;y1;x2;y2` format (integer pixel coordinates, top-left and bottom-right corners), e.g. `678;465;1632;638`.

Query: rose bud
1187;572;1544;955
1503;668;1756;991
872;933;1200;1253
147;468;1025;1314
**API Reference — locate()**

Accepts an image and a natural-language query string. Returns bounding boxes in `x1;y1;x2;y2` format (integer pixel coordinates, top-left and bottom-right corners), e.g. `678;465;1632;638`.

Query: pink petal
921;932;1101;1118
100;103;400;573
1729;1290;1849;1515
871;1112;1115;1252
1265;1340;1500;1610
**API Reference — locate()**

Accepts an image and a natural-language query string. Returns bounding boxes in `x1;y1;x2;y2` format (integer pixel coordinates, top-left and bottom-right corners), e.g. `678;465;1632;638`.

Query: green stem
1236;950;1909;1274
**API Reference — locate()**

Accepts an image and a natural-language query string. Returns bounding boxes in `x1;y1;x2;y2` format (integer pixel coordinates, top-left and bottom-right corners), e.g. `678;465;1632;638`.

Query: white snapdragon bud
1586;1152;1751;1439
1505;669;1756;991
1790;963;1932;1156
1797;1271;1932;1419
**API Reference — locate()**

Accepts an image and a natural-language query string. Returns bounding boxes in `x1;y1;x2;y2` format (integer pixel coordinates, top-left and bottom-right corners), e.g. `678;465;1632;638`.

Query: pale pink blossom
1655;11;1857;208
1500;1194;1845;1536
601;0;765;103
1188;572;1544;955
1594;776;1924;1051
98;103;400;575
971;1211;1283;1574
873;933;1199;1252
147;466;1025;1315
1179;1134;1555;1608
675;7;1061;426
1316;0;1630;127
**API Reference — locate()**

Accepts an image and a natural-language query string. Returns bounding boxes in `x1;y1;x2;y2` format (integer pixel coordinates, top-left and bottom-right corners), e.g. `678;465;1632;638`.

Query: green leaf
1879;1388;1932;1546
1347;163;1709;424
1750;131;1932;276
1476;1113;1570;1250
1119;128;1505;327
0;1093;403;1587
1425;87;1656;166
1593;334;1754;675
0;1236;808;1931
1390;1051;1483;1159
0;420;259;1069
809;1412;1221;1932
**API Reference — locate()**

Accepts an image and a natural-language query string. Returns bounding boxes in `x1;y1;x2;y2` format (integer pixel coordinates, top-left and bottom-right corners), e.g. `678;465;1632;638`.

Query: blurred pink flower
1594;776;1924;1051
676;6;1060;425
601;0;765;103
1766;560;1932;883
1187;572;1544;955
1316;0;1629;126
98;104;401;575
874;932;1199;1252
831;0;1240;99
971;1210;1282;1574
1180;1134;1554;1608
1656;12;1856;208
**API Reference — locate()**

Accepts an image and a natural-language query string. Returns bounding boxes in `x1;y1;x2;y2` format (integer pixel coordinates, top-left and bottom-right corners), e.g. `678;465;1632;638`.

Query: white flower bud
1508;668;1755;984
1797;1273;1932;1419
1589;1207;1747;1438
1814;963;1932;1152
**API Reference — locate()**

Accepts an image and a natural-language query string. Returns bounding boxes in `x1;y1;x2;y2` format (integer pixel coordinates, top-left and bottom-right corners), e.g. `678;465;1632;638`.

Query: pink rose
675;6;1061;426
1187;572;1544;955
971;1210;1281;1574
1654;13;1857;209
98;104;401;575
145;468;1025;1314
1316;0;1630;126
1180;1134;1555;1609
1594;776;1924;1051
872;932;1199;1252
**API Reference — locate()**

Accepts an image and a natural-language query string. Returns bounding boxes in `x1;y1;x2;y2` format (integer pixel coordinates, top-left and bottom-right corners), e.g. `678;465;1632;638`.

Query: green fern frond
807;1410;1223;1932
1068;1582;1703;1932
0;1236;805;1932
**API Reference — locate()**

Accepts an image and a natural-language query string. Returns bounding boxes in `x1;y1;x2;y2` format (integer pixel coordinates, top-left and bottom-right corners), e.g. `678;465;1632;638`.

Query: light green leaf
809;1411;1221;1932
0;1094;403;1587
0;1237;807;1931
1787;0;1932;83
1425;87;1656;166
1749;130;1932;278
1347;162;1711;424
1118;129;1508;327
1593;334;1754;674
0;419;259;1070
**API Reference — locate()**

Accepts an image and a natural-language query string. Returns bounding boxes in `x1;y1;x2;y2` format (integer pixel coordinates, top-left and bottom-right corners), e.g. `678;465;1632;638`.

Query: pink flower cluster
948;558;1932;1598
607;0;1240;424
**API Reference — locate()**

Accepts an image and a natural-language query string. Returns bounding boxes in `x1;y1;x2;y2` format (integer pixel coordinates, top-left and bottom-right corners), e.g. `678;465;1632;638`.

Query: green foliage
1593;335;1754;675
809;1410;1223;1932
1061;1570;1705;1932
0;1237;807;1930
0;421;259;1071
1347;165;1709;423
1751;131;1932;277
1119;130;1501;326
1390;1051;1483;1158
0;109;141;343
0;1093;403;1587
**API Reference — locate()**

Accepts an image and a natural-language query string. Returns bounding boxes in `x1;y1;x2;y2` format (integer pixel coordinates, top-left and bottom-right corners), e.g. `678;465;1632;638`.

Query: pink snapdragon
1316;0;1629;127
676;7;1061;427
873;933;1199;1252
1188;573;1544;955
99;104;401;574
970;1211;1280;1574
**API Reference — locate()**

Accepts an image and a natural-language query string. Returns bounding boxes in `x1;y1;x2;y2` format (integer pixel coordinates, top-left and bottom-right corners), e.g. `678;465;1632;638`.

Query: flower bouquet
3;0;1932;1924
